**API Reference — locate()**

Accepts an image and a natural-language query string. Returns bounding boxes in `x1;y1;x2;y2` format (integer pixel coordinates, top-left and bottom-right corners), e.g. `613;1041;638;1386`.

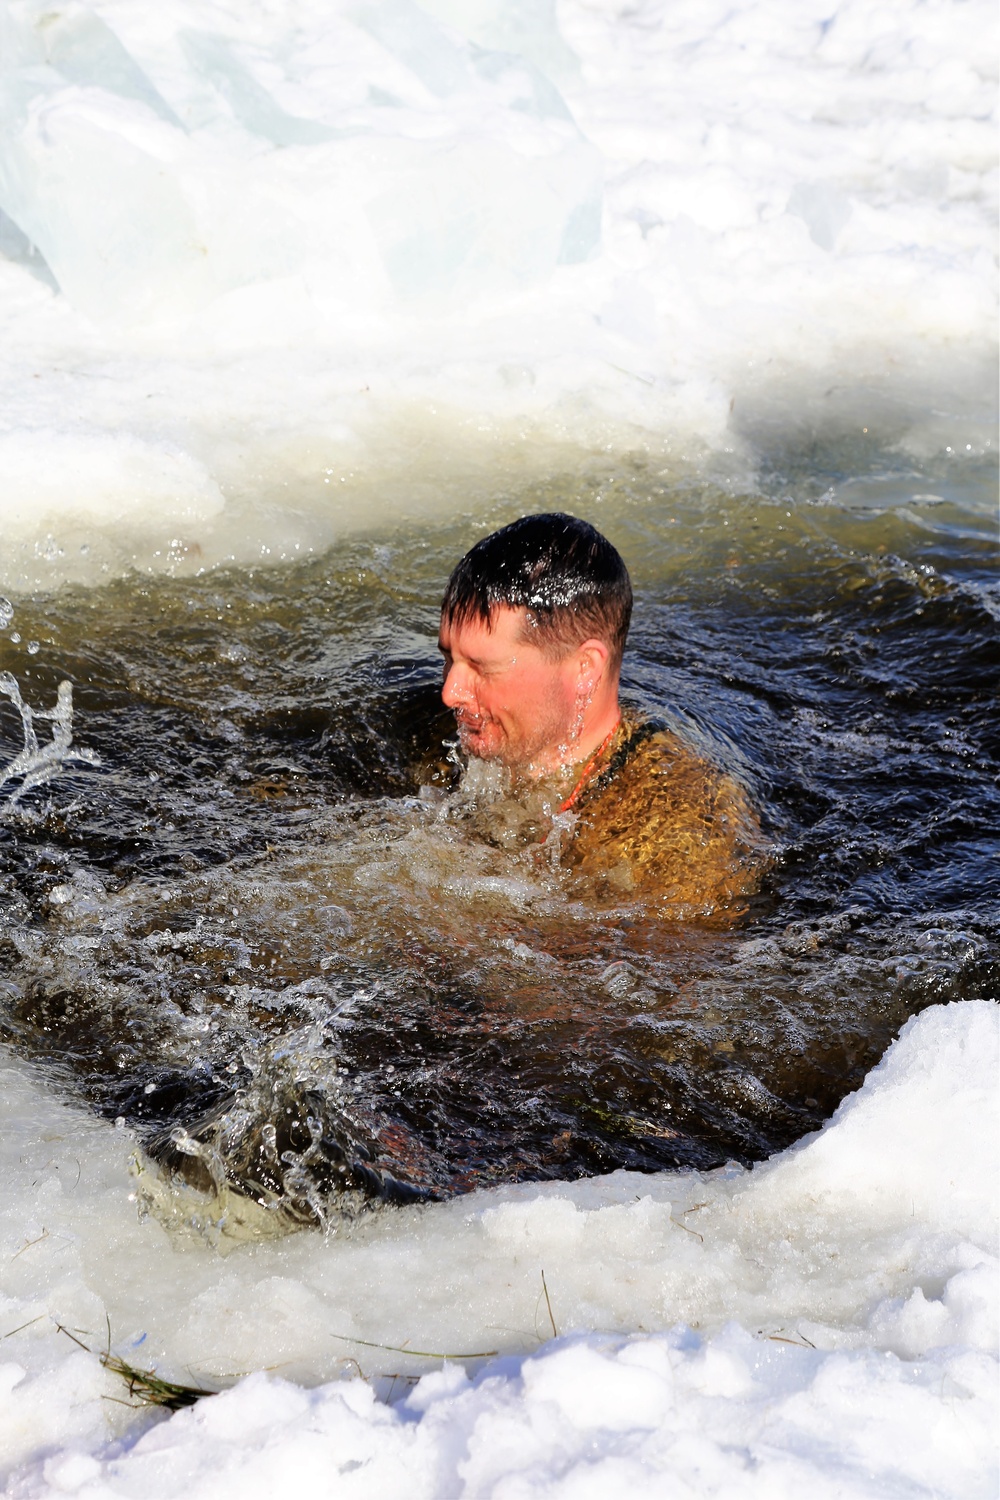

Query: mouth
453;709;484;730
453;711;494;753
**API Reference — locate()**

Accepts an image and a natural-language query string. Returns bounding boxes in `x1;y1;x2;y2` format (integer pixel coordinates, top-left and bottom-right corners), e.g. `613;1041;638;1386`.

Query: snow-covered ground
1;1003;996;1497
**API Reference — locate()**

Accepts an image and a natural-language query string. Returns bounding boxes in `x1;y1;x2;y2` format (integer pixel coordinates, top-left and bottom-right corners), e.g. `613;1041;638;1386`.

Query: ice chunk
0;4;207;318
352;4;599;287
179;31;339;147
752;999;998;1244
0;203;56;287
558;185;602;265
0;0;601;324
0;87;212;321
351;0;471;98
0;430;225;533
470;46;574;123
420;0;580;83
787;181;853;252
3;0;182;127
366;133;601;300
0;3;35;71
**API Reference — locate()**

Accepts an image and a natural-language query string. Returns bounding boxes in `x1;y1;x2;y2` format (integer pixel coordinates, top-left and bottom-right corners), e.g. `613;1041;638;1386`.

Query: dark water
0;439;997;1231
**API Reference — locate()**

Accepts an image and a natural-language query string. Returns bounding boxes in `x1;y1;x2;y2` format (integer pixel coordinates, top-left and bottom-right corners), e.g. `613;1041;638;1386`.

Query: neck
523;689;622;780
568;699;621;769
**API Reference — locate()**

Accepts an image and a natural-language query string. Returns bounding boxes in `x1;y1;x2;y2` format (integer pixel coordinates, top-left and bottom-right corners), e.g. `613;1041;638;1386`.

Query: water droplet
26;641;39;656
9;632;20;644
0;598;12;629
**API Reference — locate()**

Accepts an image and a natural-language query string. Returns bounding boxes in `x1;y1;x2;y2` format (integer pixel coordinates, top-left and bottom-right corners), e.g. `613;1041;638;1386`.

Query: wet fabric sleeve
567;730;765;918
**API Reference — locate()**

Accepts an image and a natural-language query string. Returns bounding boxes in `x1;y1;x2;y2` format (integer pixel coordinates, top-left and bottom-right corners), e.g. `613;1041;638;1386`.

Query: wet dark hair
441;513;633;669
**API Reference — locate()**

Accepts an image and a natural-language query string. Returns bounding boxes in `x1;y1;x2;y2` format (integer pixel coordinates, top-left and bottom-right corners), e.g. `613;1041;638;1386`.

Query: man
439;512;764;918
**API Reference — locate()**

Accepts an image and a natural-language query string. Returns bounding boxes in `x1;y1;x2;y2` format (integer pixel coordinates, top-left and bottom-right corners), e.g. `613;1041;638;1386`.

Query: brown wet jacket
563;716;766;920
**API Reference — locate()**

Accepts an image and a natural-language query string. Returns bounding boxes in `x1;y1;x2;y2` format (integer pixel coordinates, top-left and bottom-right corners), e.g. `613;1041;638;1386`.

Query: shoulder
568;716;765;916
584;716;733;815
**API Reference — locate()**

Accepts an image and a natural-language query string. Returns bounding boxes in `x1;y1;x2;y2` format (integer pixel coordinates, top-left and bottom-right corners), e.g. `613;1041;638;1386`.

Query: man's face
438;606;581;771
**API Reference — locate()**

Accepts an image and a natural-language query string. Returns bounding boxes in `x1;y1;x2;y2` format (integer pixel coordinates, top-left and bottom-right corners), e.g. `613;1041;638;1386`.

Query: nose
442;661;475;711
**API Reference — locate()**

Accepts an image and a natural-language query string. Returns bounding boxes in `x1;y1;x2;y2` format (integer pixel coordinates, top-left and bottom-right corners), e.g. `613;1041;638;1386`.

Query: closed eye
439;646;487;672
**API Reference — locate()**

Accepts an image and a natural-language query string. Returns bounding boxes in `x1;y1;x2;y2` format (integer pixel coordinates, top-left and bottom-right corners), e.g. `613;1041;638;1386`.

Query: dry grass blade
55;1322;220;1411
99;1351;218;1409
2;1314;46;1339
767;1332;817;1349
541;1270;558;1339
330;1332;499;1360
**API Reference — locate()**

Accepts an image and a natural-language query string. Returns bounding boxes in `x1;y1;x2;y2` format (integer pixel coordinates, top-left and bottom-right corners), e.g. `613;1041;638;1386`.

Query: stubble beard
453;704;577;774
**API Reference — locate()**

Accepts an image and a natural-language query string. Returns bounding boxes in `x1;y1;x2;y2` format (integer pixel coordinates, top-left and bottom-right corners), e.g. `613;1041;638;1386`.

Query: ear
574;637;610;691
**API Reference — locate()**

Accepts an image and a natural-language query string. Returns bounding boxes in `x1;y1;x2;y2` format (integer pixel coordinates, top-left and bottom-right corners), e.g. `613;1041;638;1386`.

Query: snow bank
1;1001;996;1496
0;0;996;589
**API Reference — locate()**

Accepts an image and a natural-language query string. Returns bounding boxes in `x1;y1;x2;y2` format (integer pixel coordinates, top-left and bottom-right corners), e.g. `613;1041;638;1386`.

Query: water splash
0;675;101;806
0;471;995;1230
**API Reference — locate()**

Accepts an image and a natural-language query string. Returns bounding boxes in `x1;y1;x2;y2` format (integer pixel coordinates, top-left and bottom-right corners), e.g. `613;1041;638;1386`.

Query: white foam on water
0;1001;996;1495
0;0;995;590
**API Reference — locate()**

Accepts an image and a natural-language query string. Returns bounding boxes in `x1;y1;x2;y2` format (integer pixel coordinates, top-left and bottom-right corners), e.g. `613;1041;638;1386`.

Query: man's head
439;513;632;771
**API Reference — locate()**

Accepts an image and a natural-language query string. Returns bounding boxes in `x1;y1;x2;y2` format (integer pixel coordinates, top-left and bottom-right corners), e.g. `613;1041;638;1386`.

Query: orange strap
557;719;621;814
